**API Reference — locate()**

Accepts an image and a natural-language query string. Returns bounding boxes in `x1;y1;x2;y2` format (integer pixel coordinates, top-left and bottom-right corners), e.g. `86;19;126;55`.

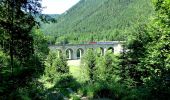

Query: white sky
41;0;80;14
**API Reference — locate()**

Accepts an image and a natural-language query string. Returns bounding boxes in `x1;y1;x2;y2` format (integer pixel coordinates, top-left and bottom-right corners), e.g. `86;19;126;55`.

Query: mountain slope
42;0;154;44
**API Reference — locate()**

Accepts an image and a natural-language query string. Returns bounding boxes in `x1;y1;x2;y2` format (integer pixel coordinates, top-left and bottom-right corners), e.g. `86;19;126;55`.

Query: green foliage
80;51;127;99
0;0;42;62
140;0;170;98
70;94;81;100
32;28;49;61
44;51;58;83
1;0;170;99
44;50;69;82
45;50;57;67
119;0;170;99
143;0;170;78
82;49;96;82
0;49;10;75
95;52;121;82
55;74;80;90
120;25;152;86
78;81;147;100
69;66;89;83
0;1;49;99
53;54;69;74
41;0;154;44
42;51;76;99
18;0;170;99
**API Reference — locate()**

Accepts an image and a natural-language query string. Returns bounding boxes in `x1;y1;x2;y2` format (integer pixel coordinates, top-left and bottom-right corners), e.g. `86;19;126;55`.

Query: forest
41;0;154;44
0;0;170;100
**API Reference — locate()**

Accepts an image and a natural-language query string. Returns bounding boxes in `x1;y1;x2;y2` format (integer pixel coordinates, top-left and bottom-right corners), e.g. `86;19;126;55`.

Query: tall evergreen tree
120;0;170;98
53;53;69;74
0;0;47;98
83;49;96;82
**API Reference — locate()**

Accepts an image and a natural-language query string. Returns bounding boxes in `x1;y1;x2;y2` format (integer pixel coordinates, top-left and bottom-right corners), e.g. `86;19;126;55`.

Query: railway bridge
49;41;124;60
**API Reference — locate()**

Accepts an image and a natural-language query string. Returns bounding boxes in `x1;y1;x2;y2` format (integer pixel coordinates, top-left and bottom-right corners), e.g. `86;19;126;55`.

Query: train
89;41;119;44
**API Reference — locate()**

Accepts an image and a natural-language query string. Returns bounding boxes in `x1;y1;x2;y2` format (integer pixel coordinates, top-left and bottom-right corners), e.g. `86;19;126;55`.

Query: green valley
1;0;170;99
42;0;154;44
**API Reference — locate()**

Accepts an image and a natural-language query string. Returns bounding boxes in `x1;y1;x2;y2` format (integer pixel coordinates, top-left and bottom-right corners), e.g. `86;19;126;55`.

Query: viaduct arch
49;41;124;60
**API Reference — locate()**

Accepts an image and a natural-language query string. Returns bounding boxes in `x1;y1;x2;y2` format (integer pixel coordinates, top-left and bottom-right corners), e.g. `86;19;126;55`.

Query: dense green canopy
42;0;154;44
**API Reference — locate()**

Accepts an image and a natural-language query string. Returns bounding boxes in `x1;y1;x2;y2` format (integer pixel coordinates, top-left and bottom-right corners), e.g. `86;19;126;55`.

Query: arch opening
66;48;73;60
56;49;62;57
108;47;114;53
100;47;104;56
96;47;104;56
77;48;84;59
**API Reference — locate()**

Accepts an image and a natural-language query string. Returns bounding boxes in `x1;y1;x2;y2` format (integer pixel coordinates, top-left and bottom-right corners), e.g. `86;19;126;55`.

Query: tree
44;51;68;81
0;0;49;98
82;49;96;82
95;51;120;83
0;0;42;65
145;0;170;78
41;0;153;44
120;25;151;86
46;51;58;65
119;0;170;98
32;28;49;61
0;0;43;78
139;1;170;98
53;53;69;74
103;52;120;82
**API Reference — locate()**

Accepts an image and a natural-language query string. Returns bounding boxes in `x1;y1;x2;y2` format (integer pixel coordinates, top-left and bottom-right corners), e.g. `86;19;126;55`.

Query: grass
69;66;81;78
69;66;89;83
38;65;89;89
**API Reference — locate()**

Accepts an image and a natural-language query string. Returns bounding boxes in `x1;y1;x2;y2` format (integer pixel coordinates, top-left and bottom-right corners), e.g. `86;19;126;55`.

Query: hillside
41;0;154;44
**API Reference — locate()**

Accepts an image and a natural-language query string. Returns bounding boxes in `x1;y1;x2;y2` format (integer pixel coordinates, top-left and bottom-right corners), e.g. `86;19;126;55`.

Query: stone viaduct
49;41;124;60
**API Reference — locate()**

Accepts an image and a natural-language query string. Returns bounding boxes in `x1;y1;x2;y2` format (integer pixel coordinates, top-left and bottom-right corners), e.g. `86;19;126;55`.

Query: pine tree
82;49;96;82
53;53;69;74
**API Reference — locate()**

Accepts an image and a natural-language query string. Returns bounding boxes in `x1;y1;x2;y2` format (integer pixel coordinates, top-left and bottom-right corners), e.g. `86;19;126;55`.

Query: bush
55;74;80;90
70;94;81;100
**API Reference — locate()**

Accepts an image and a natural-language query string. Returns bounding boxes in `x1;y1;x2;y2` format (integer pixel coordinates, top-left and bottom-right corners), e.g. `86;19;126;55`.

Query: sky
41;0;80;14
